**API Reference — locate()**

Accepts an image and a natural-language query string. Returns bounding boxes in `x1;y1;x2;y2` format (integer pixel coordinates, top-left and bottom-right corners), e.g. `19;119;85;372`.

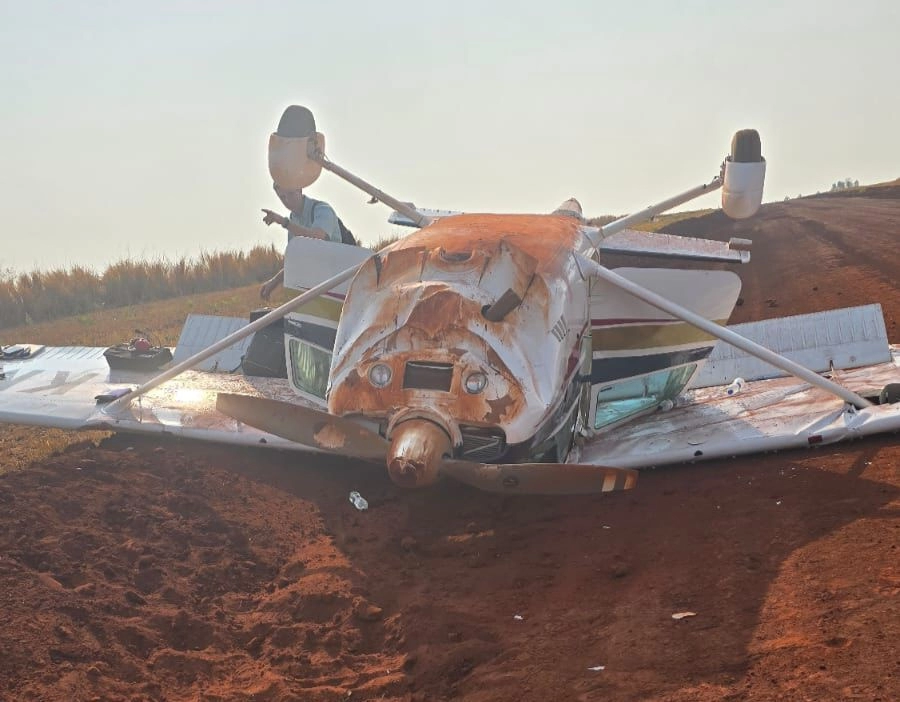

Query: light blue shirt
289;195;342;243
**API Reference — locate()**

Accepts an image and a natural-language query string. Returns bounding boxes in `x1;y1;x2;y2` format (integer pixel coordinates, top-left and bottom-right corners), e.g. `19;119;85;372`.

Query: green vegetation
0;246;283;330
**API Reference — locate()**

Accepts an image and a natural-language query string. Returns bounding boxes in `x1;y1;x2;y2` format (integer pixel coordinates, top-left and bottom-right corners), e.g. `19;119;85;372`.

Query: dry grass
0;246;282;330
2;283;283;347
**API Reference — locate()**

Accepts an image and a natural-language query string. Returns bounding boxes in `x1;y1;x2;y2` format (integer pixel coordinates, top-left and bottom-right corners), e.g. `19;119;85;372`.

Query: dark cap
276;105;316;138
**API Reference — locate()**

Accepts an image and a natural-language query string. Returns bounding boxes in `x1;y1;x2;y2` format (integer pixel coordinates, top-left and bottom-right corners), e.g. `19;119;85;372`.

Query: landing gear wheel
879;382;900;405
731;129;762;163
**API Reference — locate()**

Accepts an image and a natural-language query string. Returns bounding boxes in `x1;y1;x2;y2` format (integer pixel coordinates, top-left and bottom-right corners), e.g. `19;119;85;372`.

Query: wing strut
102;260;369;413
574;254;873;410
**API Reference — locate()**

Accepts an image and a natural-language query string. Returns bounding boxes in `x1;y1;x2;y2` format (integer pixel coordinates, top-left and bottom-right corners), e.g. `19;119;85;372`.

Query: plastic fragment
349;491;368;511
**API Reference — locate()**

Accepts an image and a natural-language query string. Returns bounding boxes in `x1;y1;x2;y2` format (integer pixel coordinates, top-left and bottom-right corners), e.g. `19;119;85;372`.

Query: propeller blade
216;393;388;461
440;460;637;495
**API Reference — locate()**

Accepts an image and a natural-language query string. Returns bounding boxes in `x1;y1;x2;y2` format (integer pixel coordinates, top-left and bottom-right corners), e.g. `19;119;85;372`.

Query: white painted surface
580;347;900;469
597;229;749;264
283;236;372;293
2;341;897;469
692;304;890;387
172;314;251;372
722;159;766;219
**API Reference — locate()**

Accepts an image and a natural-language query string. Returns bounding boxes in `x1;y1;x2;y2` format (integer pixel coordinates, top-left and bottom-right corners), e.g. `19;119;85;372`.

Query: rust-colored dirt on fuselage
328;213;595;450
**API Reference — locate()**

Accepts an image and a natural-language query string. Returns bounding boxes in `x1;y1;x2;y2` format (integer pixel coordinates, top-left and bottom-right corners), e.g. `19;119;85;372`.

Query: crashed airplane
2;107;898;495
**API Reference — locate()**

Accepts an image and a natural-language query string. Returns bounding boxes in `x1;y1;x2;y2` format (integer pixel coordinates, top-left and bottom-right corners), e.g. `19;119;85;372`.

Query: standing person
260;105;354;301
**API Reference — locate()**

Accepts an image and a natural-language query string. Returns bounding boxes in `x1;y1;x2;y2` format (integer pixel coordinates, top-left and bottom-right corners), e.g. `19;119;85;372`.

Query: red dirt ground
1;193;899;701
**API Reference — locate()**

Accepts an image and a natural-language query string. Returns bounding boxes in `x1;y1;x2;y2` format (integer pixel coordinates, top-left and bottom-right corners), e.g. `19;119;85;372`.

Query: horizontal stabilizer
596;229;750;263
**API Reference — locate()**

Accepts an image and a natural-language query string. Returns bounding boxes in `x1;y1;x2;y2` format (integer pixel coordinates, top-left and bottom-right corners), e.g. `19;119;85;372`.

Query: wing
0;342;324;454
580;349;900;468
580;306;900;469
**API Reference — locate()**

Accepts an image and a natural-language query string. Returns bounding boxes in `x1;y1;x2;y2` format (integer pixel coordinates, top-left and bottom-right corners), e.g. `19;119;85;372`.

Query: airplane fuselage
328;213;595;469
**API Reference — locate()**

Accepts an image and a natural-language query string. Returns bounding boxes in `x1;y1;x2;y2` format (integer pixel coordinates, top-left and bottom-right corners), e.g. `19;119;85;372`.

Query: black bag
311;200;357;246
337;217;357;246
104;343;173;371
242;309;287;378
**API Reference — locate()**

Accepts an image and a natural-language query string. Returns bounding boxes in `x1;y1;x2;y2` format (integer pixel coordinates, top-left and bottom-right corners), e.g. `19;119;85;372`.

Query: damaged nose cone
387;420;452;488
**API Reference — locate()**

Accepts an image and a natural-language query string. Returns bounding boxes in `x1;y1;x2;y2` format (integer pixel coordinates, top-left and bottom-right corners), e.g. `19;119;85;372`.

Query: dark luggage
104;339;173;371
242;309;288;378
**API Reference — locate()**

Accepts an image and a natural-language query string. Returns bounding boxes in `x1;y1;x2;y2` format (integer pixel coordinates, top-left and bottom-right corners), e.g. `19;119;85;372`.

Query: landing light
368;363;393;388
464;371;488;394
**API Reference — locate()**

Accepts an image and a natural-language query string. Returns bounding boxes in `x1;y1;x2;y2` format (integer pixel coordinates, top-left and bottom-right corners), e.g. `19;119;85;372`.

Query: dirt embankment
0;194;898;701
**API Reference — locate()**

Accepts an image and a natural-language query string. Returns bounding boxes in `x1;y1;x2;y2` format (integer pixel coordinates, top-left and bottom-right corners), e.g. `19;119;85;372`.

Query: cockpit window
594;364;696;429
288;338;331;399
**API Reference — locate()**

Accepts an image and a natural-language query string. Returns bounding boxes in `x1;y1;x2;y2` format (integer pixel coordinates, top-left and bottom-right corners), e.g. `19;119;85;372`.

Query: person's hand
259;278;278;301
261;209;288;227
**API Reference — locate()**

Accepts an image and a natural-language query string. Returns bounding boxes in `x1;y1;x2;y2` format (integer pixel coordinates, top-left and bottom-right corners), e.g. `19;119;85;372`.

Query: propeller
441;460;637;495
215;393;637;495
216;393;387;461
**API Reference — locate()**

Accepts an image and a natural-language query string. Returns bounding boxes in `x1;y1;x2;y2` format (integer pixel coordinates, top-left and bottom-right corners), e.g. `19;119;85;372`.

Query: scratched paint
329;214;597;446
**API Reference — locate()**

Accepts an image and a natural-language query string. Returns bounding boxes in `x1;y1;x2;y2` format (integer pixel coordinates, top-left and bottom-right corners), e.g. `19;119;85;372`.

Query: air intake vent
459;426;506;462
403;361;453;391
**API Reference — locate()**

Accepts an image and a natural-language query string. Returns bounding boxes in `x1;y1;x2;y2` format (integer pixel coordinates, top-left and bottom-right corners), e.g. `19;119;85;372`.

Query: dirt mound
1;195;899;701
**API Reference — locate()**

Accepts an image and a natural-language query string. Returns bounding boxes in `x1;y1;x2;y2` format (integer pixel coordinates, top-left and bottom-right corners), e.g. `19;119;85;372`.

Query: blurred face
274;183;303;212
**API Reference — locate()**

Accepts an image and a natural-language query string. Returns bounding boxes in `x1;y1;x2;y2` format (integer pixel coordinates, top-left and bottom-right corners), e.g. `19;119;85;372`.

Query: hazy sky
1;0;898;273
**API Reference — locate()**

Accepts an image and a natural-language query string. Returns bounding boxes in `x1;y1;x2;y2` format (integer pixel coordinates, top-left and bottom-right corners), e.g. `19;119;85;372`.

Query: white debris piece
348;491;368;511
671;611;697;620
513;614;524;621
587;665;606;671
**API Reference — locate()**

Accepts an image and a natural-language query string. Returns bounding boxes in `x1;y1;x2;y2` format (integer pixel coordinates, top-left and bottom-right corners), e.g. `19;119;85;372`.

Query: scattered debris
587;665;606;671
671;611;697;620
513;614;524;621
348;491;368;511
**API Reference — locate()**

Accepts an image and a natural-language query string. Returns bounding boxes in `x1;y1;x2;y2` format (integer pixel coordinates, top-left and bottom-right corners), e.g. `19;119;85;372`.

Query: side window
594;364;696;430
288;338;331;399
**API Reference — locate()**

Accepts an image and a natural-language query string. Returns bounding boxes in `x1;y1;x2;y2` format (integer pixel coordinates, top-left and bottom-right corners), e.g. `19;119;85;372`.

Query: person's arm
260;268;285;301
261;209;328;240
